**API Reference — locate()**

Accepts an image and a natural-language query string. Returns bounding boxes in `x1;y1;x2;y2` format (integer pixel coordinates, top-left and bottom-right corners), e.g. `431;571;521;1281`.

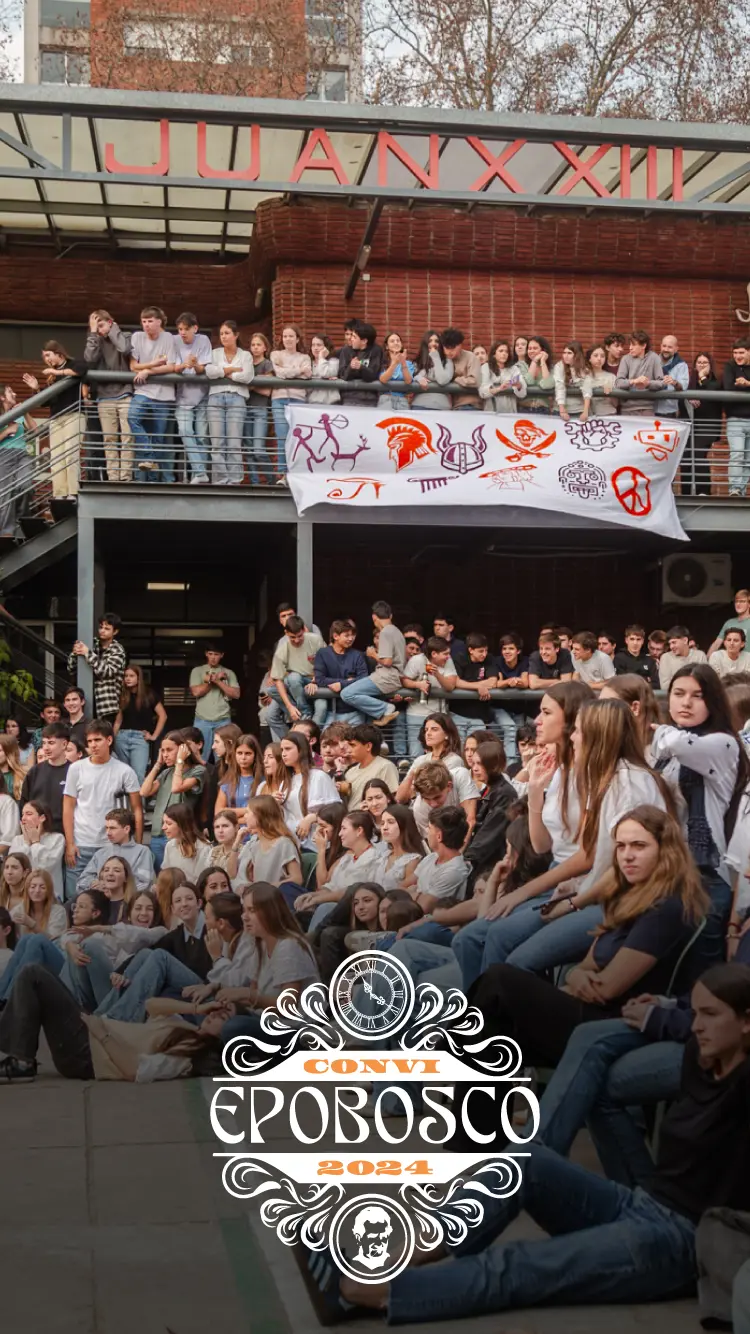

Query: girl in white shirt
234;795;302;891
0;791;20;853
653;665;749;958
308;333;340;405
162;803;213;883
204;321;255;486
299;810;382;931
277;732;338;845
375;804;424;891
11;868;66;941
10;800;66;901
553;341;593;421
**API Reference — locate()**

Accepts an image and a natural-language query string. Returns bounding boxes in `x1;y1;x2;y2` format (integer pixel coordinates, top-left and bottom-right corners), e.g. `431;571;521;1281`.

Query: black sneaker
0;1055;37;1082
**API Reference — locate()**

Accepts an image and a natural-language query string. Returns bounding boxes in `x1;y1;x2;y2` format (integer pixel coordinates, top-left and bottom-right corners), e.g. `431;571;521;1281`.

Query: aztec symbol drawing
558;460;608;499
377;417;435;471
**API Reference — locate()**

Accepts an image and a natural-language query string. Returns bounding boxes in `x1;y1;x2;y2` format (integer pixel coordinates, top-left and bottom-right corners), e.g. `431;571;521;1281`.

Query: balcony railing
0;375;746;508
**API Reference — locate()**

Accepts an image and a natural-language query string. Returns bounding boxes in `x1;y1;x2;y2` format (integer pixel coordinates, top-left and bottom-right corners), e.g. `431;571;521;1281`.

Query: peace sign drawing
611;466;652;517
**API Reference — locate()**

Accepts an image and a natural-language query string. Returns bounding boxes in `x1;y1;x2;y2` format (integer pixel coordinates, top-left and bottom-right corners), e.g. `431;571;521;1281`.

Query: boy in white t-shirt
414;806;470;911
62;719;141;900
571;632;616;690
401;636;458;757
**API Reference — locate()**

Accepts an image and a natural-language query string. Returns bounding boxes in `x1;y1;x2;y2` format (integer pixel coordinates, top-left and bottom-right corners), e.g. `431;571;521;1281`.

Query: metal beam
0;198;255;223
76;511;95;701
296;519;314;627
77;487;296;524
4;84;750;153
345;198;384;300
0;515;77;592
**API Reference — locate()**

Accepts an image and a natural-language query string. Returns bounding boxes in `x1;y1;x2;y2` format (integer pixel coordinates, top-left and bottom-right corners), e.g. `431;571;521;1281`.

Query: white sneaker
190;475;208;485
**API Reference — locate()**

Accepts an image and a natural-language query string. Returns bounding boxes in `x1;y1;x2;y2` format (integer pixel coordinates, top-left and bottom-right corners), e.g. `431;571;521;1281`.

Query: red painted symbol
633;419;681;462
377;417;435;471
326;477;383;501
496;420;557;463
611;466;652;517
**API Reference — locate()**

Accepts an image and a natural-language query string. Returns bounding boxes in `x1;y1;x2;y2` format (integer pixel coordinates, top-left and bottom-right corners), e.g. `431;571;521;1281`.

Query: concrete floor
0;1067;703;1334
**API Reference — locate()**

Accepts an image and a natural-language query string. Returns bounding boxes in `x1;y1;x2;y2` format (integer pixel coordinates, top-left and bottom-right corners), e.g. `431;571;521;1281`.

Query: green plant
0;636;37;707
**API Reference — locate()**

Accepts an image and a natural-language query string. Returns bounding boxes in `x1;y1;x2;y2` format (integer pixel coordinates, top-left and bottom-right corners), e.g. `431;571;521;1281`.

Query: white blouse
204;347;255;398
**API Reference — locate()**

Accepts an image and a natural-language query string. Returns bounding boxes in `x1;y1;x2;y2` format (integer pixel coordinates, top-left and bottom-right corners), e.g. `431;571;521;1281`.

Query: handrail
0;378;71;431
0;602;71;665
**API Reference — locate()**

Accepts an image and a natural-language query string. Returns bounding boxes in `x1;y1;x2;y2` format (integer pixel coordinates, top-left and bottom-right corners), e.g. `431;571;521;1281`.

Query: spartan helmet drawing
435;423;488;474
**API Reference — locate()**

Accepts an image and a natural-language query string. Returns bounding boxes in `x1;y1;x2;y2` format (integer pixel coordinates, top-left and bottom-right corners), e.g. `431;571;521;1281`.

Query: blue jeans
272;399;291;473
0;933;64;1000
222;1011;265;1044
491;707;520;760
114;728;151;784
450;715;487;746
698;870;733;976
406;715;426;759
95;947;202;1021
340;675;394;720
66;937;118;1011
308;901;338;933
64;845;99;901
207;392;246;484
726;417;750;494
245;404;275;483
193;717;227;762
175;401;209;480
128;395;173;483
386;1141;696;1321
387;933;455;983
149;832;168;873
452;899;600;989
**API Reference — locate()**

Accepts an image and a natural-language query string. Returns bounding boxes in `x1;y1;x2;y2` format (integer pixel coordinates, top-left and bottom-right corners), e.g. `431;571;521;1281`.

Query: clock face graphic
329;952;415;1040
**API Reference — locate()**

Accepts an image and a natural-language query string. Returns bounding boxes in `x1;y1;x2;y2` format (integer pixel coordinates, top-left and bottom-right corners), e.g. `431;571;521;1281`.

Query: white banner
285;405;689;541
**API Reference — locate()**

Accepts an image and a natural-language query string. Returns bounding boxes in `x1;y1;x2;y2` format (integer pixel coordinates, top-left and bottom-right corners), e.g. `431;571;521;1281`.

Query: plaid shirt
67;637;127;718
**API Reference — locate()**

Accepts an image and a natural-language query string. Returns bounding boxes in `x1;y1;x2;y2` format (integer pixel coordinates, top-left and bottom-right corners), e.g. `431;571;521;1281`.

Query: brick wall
272;262;745;364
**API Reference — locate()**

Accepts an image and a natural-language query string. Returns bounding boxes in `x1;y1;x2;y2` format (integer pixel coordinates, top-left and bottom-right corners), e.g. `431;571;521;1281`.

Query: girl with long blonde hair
233;794;302;890
0;733;27;799
17;868;67;939
0;851;31;914
600;673;661;753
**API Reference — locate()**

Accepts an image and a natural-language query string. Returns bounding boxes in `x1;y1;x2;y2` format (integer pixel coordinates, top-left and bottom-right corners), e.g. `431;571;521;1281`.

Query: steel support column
76;511;95;701
296;519;314;628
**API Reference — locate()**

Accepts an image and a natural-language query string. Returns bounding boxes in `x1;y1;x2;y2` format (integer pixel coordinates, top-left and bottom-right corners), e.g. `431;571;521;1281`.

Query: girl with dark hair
141;732;206;872
413;330;453;411
465;739;518;882
554;341;593;422
308;333;340;406
361;777;394;835
205;320;255;485
270;325;312;475
463;729;498;768
114;664;166;783
246;331;275;484
96;854;137;923
277;732;338;844
378;332;415;410
521;336;555;414
64;889;166;1009
480;340;528;414
23;339;85;500
586;344;619;417
301;801;347;909
9;800;65;901
375;804;424;891
305;810;380;931
512;334;529;367
162;803;213;882
396;712;465;804
654;663;749;959
214;732;264;814
196;865;233;902
210;809;240;872
684;351;721;496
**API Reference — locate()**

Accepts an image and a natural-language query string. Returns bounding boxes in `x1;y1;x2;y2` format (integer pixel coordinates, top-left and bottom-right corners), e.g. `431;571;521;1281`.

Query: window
40;0;90;29
321;68;348;101
40;48;90;84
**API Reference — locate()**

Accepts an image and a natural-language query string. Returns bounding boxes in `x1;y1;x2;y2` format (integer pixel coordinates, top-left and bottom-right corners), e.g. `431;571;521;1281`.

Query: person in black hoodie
723;339;750;496
464;739;518;886
613;624;660;687
683;351;721;496
337;320;384;407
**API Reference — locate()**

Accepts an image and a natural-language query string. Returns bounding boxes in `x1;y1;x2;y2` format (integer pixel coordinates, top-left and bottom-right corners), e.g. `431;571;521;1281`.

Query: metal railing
0;376;746;507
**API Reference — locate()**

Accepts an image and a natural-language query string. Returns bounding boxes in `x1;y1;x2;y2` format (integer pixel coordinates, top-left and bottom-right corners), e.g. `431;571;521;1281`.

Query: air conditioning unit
661;553;732;606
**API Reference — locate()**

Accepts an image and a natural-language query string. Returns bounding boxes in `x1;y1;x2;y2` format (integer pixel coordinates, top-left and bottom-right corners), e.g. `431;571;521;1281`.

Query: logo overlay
210;951;539;1282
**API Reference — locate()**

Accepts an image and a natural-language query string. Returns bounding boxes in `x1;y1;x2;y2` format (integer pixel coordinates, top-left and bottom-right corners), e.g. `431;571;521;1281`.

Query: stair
0;514;78;592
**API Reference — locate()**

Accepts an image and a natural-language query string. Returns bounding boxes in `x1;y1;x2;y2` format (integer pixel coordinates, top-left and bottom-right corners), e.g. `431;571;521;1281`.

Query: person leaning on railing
0;383;44;536
84;311;133;484
23;341;86;501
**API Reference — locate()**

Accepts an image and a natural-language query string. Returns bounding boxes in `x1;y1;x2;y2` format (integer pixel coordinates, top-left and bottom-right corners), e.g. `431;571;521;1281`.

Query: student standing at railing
23;341;86;501
412;330;454;410
520;335;555;414
586;344;619;416
683;351;721;496
615;330;666;416
128;306;182;483
270;325;312;481
0;384;43;537
246;333;275;484
723;340;750;497
204;320;254;486
83;311;133;483
172;312;212;486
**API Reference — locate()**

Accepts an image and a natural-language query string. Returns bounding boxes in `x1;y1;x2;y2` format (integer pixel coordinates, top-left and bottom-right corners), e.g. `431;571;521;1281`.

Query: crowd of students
12;316;750;495
2;588;750;1325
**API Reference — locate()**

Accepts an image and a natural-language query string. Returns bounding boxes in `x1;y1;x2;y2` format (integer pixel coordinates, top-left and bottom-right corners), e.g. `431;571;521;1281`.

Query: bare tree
0;0;21;83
